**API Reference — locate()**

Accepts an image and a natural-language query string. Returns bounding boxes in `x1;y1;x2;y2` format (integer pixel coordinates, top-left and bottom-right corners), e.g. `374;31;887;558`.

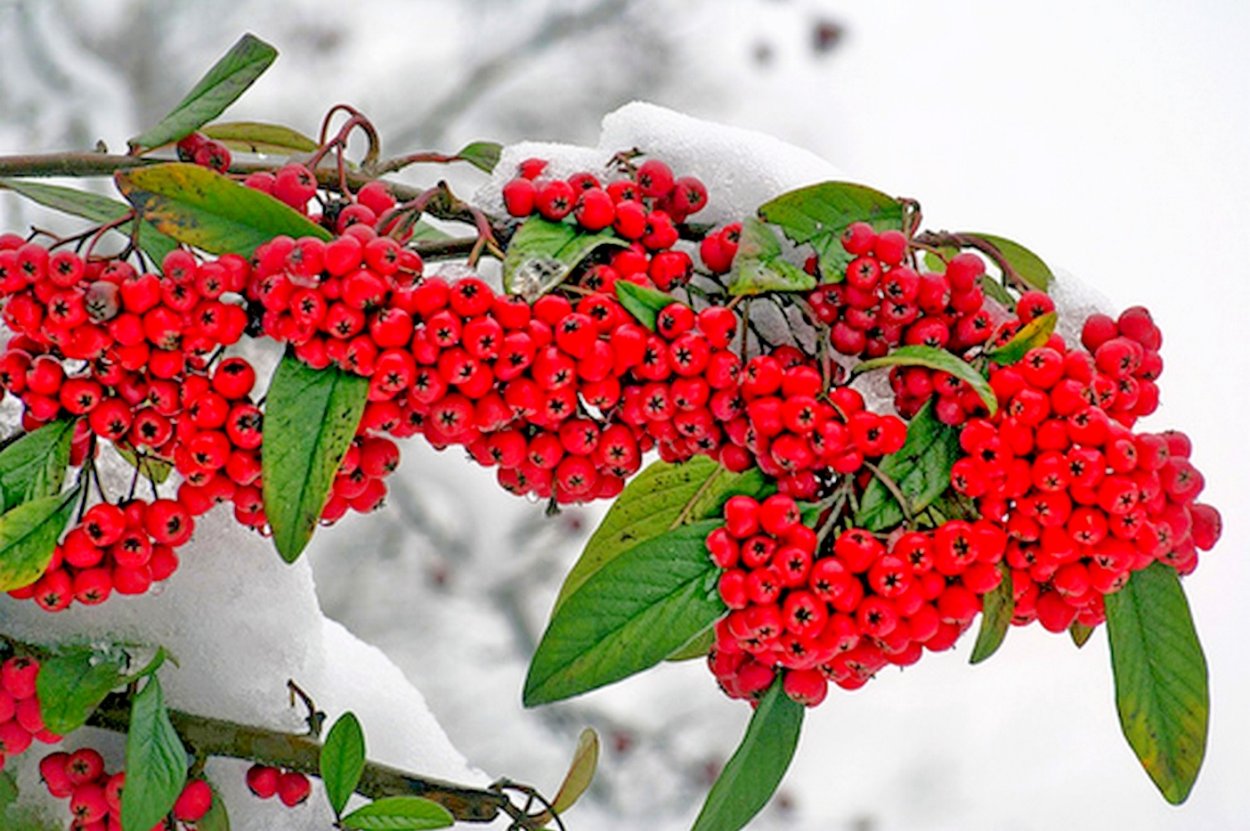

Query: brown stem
373;152;464;176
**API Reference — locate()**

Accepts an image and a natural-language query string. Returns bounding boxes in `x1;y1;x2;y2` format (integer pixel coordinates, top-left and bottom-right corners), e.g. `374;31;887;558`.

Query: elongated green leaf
0;489;79;591
202;121;317;154
965;232;1053;292
320;712;366;819
262;355;369;563
0;178;179;265
691;680;804;831
121;677;188;831
969;566;1013;664
525;520;725;706
0;419;74;513
978;273;1014;307
35;646;129;734
456;141;502;173
853;345;996;415
614;280;677;331
130;34;278;150
855;402;959;532
986;312;1058;366
501;216;624;300
1105;563;1208;804
197;786;230;831
1070;621;1095;648
727;217;816;296
758;181;904;279
340;797;453;830
555;457;769;610
115;162;330;258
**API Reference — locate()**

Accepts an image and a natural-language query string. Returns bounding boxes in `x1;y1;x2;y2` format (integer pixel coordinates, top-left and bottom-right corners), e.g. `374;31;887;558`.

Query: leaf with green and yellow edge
129;34;278;151
758;181;904;280
853;345;996;415
340;797;453;830
986;312;1058;366
0;488;79;591
554;456;770;610
0;419;75;513
964;232;1053;293
502;216;624;300
115;162;330;258
202;121;318;154
0;178;179;265
1105;563;1208;804
614;280;678;331
969;566;1013;664
691;680;804;831
456;141;502;173
727;217;816;296
262;356;369;563
120;677;189;831
855;401;960;532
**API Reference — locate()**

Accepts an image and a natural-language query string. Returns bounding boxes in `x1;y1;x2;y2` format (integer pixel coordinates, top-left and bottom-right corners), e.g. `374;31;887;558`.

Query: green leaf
121;677;188;831
408;220;453;243
978;273;1014;308
1070;621;1095;648
113;445;174;485
340;797;453;830
501;216;624;300
969;566;1013;664
456;141;502;173
35;646;129;735
854;401;960;532
757;181;904;280
0;489;79;591
852;345;997;415
691;680;804;831
196;785;230;831
985;312;1058;366
202;121;318;154
129;34;278;151
0;178;179;265
965;232;1053;293
1105;563;1209;804
667;627;715;662
525;520;726;706
922;246;959;273
727;217;817;296
0;419;75;513
320;712;367;819
555;456;769;610
0;771;17;815
262;355;369;563
613;280;678;331
550;728;599;815
115;162;331;258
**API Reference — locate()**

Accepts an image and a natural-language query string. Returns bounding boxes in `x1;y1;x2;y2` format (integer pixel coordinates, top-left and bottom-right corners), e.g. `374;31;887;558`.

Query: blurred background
2;1;1247;829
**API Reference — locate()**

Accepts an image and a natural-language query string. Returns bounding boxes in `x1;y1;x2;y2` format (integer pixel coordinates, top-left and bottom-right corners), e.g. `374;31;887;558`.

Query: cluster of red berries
245;763;312;808
246;161;404;239
950;323;1218;631
503;158;706;291
705;495;1007;707
176;131;231;174
39;746;214;830
0;657;61;771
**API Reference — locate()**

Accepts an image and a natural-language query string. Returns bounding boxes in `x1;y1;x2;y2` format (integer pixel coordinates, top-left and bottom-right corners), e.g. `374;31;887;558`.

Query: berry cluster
706;495;1006;707
0;656;60;770
245;763;312;808
176;132;231;174
39;746;215;830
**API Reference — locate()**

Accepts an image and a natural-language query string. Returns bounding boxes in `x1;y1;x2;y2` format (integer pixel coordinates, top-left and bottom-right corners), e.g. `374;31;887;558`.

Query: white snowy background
1;1;1247;830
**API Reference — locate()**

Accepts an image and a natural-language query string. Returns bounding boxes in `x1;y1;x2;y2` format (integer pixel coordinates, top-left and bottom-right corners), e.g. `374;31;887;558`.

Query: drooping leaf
1105;563;1208;804
852;345;996;414
320;712;367;819
614;280;678;331
129;34;278;151
340;797;453;830
969;566;1013;664
121;677;188;831
196;785;231;831
202;121;317;154
985;312;1058;366
964;232;1053;293
550;728;599;816
0;419;75;513
555;456;769;610
757;181;904;280
727;217;817;296
525;520;726;706
501;216;624;300
0;489;79;591
113;444;174;486
691;680;804;831
115;162;330;258
262;355;369;563
0;178;179;265
456;141;502;173
855;401;960;532
35;646;129;734
1070;621;1095;648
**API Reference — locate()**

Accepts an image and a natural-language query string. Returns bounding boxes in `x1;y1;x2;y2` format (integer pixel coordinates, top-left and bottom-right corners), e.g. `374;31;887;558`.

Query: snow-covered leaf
614;280;677;331
455;141;502;173
970;566;1013;664
320;712;367;819
986;312;1058;366
0;489;79;591
340;796;453;830
0;419;74;513
501;216;624;300
854;401;960;532
121;677;188;831
262;356;369;563
853;345;996;414
35;646;129;735
202;120;317;154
